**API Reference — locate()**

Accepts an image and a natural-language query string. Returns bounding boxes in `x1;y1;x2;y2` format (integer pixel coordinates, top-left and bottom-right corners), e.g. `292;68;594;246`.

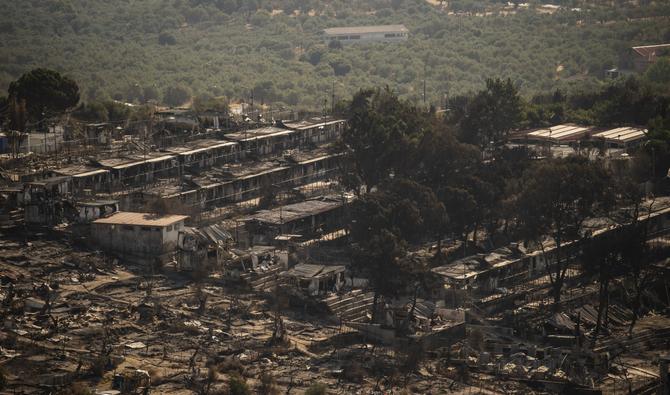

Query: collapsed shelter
282;263;346;296
241;196;346;245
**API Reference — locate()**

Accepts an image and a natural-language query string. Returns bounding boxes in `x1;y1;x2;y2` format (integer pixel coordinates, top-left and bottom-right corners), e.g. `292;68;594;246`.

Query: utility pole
143;106;154;190
331;80;335;116
443;85;449;112
250;89;254;123
273;183;284;235
54;123;58;164
279;203;283;235
323;98;328;147
42;107;47;156
244;116;248;158
423;61;427;108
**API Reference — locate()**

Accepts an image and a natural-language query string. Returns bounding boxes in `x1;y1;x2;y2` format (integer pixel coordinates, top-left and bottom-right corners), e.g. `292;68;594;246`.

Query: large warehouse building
323;24;409;44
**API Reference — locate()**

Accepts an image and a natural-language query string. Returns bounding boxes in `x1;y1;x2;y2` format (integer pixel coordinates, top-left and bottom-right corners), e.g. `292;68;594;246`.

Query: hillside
1;0;669;109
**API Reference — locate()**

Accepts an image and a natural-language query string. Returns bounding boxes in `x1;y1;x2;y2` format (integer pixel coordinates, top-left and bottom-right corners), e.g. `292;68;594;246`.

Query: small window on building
140;227;151;232
167;225;173;231
349;35;360;40
122;225;134;231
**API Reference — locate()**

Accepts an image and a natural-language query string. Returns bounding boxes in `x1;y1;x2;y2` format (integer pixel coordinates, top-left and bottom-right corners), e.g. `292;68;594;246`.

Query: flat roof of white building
93;212;188;227
323;24;408;36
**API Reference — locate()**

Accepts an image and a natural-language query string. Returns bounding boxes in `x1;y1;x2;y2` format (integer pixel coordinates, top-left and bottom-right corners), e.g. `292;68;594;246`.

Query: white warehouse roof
527;124;592;142
323;24;408;36
593;127;647;143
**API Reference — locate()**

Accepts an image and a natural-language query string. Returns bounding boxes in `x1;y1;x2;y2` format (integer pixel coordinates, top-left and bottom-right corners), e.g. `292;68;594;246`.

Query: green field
1;0;669;109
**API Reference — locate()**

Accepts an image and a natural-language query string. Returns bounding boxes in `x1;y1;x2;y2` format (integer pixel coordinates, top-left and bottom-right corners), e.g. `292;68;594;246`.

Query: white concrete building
92;212;188;262
323;25;409;44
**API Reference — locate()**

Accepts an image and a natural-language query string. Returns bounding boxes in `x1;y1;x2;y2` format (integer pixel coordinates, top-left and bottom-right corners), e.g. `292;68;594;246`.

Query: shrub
257;371;279;395
0;367;6;391
148;368;164;386
228;374;250;395
57;383;93;395
330;59;351;76
328;40;342;50
216;358;245;375
163;85;192;107
343;361;365;383
305;382;327;395
158;32;177;45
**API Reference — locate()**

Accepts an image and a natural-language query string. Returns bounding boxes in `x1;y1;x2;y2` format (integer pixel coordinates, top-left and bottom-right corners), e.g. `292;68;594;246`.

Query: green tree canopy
459;78;522;148
349;178;447;317
8;68;80;123
517;157;612;307
342;87;429;192
644;57;670;85
163;85;192;107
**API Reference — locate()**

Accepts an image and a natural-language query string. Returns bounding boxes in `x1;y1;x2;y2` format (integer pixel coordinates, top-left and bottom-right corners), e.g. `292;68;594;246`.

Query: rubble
2;117;670;394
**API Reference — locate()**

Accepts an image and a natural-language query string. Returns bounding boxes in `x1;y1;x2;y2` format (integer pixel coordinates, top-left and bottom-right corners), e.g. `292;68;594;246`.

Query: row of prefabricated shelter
135;148;344;211
38;118;345;195
1;118;347;225
430;204;670;312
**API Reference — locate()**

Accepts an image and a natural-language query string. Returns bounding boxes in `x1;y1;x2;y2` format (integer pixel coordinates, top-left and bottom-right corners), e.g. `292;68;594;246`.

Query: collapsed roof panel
283;263;345;279
243;197;343;226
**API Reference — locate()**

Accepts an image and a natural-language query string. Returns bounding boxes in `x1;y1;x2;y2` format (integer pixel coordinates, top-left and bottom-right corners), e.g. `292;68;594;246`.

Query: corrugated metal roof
27;176;71;187
224;127;291;142
284;263;345;279
235;165;289;181
201;224;233;243
183;224;232;244
74;169;109;178
97;153;173;169
178;142;237;156
594;127;647;142
632;43;670;58
324;24;408;35
431;258;481;281
52;165;105;177
164;140;237;155
527;124;591;141
283;119;346;130
245;198;342;225
111;154;175;170
297;153;339;165
77;200;118;206
93;212;188;227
